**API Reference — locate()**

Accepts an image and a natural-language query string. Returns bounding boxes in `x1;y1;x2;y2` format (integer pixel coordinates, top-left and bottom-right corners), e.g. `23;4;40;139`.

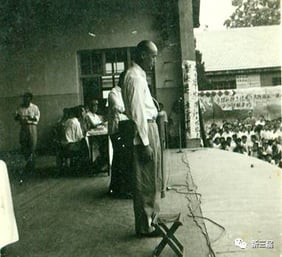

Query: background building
195;25;281;90
194;25;281;129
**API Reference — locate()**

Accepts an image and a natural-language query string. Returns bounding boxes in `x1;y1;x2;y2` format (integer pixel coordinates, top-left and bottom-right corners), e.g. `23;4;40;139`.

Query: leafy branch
224;0;280;28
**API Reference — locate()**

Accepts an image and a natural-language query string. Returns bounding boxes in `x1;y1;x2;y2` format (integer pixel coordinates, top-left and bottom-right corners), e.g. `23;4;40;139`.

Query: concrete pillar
178;0;201;147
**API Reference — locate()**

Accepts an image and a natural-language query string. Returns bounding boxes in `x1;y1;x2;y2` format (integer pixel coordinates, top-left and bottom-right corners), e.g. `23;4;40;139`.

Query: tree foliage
196;50;212;91
224;0;280;28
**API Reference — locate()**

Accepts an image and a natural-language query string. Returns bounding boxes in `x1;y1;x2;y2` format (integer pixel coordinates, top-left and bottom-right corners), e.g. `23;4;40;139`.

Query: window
78;47;134;106
272;76;281;86
211;80;236;90
80;51;103;75
78;47;156;114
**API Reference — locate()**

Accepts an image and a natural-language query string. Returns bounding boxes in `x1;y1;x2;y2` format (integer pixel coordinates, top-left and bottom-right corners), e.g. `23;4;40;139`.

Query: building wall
156;45;183;118
260;70;281;87
206;69;281;90
0;1;190;152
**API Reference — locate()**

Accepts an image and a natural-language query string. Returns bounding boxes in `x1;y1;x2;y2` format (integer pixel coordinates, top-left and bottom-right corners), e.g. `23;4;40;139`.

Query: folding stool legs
152;216;183;257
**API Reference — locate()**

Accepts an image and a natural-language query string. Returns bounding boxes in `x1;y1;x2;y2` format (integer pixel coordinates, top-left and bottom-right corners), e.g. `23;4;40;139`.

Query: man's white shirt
123;62;158;146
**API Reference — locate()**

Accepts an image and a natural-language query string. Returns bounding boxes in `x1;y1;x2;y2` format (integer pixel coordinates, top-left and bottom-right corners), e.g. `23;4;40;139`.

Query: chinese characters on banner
198;86;281;121
182;60;200;140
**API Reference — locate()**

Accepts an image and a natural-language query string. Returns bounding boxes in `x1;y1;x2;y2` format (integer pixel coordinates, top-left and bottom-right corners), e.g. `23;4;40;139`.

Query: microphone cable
166;151;226;257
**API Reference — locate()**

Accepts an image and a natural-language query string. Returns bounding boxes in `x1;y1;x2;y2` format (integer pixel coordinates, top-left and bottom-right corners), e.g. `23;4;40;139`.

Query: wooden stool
152;213;183;257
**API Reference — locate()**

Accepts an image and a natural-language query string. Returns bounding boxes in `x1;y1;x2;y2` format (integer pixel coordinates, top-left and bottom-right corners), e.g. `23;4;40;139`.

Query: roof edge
205;66;281;75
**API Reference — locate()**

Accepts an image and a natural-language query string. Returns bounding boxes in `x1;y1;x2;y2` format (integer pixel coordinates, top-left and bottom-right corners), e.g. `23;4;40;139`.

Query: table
0;160;19;249
86;127;112;175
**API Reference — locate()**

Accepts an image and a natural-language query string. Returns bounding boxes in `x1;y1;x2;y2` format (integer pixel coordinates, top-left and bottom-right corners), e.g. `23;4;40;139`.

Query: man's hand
140;145;154;162
27;116;37;122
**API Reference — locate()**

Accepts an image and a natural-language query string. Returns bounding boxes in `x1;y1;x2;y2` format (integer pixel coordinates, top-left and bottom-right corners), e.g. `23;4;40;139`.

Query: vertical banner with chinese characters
182;60;200;141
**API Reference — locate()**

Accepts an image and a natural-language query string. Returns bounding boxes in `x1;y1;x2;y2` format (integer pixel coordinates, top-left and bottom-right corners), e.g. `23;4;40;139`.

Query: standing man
15;92;40;181
122;40;163;237
108;71;130;197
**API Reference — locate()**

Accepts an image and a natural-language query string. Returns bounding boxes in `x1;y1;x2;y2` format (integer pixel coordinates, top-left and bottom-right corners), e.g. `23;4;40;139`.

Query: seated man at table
85;99;104;129
63;106;89;172
85;99;108;173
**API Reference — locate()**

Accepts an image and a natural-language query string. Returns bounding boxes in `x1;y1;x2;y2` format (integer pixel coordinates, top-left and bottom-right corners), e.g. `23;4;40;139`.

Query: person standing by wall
15;92;40;182
122;40;164;237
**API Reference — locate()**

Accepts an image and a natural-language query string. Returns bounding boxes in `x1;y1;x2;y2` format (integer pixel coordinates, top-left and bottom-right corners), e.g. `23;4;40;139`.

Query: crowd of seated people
205;114;282;167
54;100;108;174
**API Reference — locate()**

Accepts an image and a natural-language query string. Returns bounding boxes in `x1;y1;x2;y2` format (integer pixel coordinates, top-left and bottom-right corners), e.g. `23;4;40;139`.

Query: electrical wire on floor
166;152;226;257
